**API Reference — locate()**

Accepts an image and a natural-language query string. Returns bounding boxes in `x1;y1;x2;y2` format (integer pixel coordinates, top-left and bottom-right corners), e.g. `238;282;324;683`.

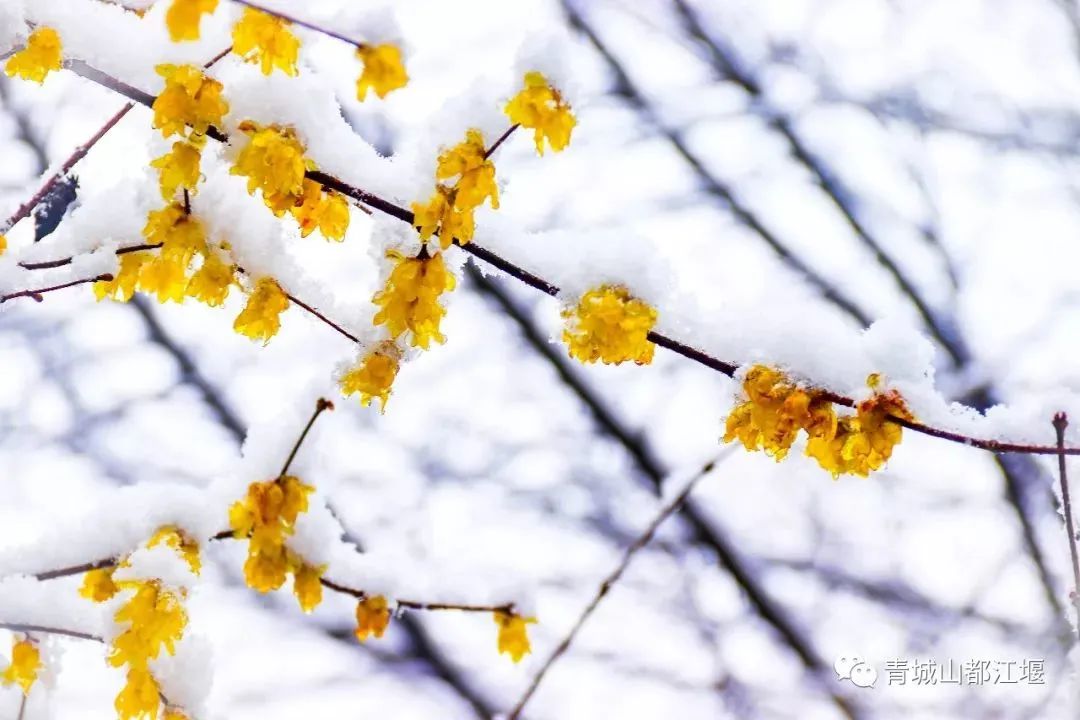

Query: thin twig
279;397;334;477
30;544;511;616
283;292;360;343
1;103;132;235
318;577;514;613
1054;412;1080;634
0;274;111;304
0;623;102;643
232;0;367;49
2;45;230;237
507;454;723;719
484;124;519;159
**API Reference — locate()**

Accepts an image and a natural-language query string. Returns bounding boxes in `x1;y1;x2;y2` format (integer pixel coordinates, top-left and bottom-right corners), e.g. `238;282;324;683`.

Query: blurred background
3;0;1080;717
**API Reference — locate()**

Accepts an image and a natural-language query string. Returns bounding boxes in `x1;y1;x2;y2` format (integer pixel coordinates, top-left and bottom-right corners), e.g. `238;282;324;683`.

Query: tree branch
507;454;724;719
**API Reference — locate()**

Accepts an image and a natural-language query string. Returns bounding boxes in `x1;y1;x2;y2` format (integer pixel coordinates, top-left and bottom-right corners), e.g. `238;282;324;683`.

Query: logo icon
835;654;877;688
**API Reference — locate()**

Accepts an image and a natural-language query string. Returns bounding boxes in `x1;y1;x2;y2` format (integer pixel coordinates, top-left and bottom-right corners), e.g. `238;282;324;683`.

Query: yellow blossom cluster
339;342;401;411
805;374;914;477
293;179;350;240
94;203;235;308
231;121;350;240
1;638;41;695
722;365;836;461
148;525;202;575
724;367;913;477
150;63;226;208
232;7;300;76
152;64;228;140
228;475;325;612
165;0;219;42
494;610;535;663
233;277;290;344
354;595;391;642
74;526;198;720
562;284;658;365
505;71;577;155
372;250;457;350
151;140;202;201
356;44;408;100
412;129;499;248
109;581;188;720
5;28;63;84
0;234;6;255
81;567;120;602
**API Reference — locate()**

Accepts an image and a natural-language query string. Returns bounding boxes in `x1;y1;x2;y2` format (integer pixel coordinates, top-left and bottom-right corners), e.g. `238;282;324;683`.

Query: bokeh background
3;0;1080;718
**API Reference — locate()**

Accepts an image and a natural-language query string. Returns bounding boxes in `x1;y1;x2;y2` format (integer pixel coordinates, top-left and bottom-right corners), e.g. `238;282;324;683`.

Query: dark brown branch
232;0;367;49
319;577;513;613
0;274;111;304
30;544;513;617
39;58;1080;462
484;124;519;159
279;397;334;476
1055;412;1080;635
2;46;230;237
283;292;360;343
35;557;115;581
2;103;133;235
19;242;161;270
121;312;495;719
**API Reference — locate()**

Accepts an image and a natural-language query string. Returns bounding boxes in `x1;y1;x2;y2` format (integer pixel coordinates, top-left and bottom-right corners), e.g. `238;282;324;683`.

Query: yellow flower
233;277;290;344
562;285;657;365
148;525;201;575
186;251;234;307
805;375;913;478
355;43;408;100
723;365;836;462
5;28;63;84
0;234;7;255
411;186;475;248
136;204;207;303
165;0;219;42
494;611;535;663
152;64;228;139
109;581;187;668
291;179;350;240
372;250;457;350
232;7;300;76
163;709;191;720
138;255;190;304
80;567;119;603
1;639;41;695
411;187;448;242
505;71;577;155
115;667;161;720
436;129;499;212
339;343;401;411
151;141;202;200
244;526;290;592
354;595;391;642
279;475;313;524
293;563;324;613
229;476;315;593
231;121;309;216
94;252;152;303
